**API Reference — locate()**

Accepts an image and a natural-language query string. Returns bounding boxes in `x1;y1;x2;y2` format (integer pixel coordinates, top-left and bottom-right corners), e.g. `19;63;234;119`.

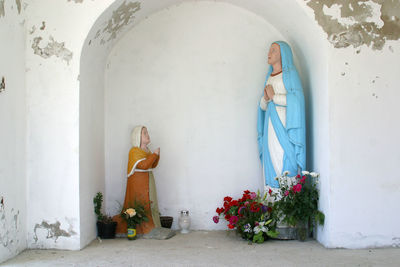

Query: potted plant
273;171;325;241
120;201;149;240
213;190;279;243
93;192;117;239
160;214;174;229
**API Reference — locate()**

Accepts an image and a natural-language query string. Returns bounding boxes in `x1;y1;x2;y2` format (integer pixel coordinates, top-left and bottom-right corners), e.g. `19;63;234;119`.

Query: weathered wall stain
33;220;76;243
40;21;45;30
0;76;5;93
0;0;5;17
95;1;141;44
15;0;21;14
68;0;84;3
32;36;73;64
0;206;20;250
305;0;400;50
29;25;36;34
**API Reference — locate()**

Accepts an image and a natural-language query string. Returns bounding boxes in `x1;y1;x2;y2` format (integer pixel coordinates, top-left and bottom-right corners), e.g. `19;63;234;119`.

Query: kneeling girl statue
114;126;161;235
257;41;306;190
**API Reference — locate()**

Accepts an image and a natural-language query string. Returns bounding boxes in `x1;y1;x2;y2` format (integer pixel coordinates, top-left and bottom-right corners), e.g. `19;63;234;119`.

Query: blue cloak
257;41;306;188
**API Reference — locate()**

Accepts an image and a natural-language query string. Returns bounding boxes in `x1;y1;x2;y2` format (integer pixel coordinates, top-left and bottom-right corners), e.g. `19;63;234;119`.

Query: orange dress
113;147;160;234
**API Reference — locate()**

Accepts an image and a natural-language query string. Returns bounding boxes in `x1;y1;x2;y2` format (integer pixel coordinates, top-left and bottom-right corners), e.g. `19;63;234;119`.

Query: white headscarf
131;125;144;147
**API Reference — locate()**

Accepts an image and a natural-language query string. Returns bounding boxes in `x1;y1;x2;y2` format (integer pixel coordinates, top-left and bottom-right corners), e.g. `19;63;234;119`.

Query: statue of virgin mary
257;41;306;189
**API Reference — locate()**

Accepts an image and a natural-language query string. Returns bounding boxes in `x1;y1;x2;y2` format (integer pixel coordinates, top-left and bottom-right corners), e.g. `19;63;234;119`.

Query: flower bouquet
273;171;325;241
121;201;149;240
213;190;279;243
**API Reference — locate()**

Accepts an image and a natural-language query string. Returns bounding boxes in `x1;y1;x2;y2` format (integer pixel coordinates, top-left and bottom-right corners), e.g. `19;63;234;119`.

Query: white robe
260;73;287;194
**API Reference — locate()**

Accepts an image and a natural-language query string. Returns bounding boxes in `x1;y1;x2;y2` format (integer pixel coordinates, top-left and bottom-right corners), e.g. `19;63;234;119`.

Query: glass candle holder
178;210;191;234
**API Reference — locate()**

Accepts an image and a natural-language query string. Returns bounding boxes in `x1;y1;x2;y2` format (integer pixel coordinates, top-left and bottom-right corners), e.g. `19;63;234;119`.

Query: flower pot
296;221;308;241
127;227;137;240
160;216;173;229
96;221;117;239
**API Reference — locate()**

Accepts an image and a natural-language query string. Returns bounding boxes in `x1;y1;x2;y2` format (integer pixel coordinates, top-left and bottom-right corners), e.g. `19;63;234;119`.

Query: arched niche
79;0;329;247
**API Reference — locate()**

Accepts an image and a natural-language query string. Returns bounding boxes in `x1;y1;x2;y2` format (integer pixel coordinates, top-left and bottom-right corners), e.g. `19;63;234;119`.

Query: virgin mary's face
268;43;281;65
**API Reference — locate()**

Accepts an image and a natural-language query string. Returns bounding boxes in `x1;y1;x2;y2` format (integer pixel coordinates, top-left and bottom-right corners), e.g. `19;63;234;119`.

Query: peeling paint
0;76;5;93
305;0;400;50
15;0;21;14
95;1;141;44
31;36;73;64
0;0;5;18
0;206;20;250
33;220;76;243
29;25;36;34
40;21;45;30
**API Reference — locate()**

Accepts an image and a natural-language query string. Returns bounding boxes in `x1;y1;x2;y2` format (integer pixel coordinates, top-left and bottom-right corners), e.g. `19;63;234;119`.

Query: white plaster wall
22;0;400;252
104;2;288;229
326;42;400;248
24;0;114;250
82;0;329;238
0;1;27;263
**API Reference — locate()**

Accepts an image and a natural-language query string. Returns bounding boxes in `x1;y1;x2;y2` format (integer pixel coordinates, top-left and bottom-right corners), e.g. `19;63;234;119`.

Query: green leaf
315;211;325;225
252;232;264;244
267;230;279;238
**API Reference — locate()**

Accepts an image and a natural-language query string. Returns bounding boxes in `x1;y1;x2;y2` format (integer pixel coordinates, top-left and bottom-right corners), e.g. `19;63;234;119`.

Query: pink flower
213;216;219;224
229;216;239;225
284;190;289;196
292;184;302;193
238;206;245;215
250;192;257;200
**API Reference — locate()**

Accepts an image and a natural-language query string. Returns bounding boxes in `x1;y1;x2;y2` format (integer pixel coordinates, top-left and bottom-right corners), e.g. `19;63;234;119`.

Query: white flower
125;208;136;217
310;172;319;178
254;225;267;234
301;170;310;175
283;171;290;176
244;223;252;233
253;221;270;234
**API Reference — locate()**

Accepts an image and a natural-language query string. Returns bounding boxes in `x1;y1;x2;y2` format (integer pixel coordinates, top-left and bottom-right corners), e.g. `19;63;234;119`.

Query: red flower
231;200;239;206
250;203;260;213
216;207;224;215
225;214;231;221
268;188;272;195
292;184;302;193
284;190;289;196
229;216;239;225
244;190;250;194
224;196;232;202
228;224;235;229
300;176;306;184
296;174;301;178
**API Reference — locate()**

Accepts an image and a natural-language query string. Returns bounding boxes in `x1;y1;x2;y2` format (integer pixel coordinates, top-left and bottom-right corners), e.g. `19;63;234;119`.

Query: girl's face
268;43;281;65
141;127;150;146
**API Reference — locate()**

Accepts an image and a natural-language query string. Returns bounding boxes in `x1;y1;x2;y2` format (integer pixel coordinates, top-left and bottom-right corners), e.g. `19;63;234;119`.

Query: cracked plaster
94;1;141;44
31;36;73;64
306;0;400;50
15;0;21;14
33;220;76;243
0;207;20;251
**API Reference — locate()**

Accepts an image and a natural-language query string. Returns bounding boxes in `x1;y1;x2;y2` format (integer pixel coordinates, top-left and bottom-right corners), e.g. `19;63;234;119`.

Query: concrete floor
3;231;400;267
